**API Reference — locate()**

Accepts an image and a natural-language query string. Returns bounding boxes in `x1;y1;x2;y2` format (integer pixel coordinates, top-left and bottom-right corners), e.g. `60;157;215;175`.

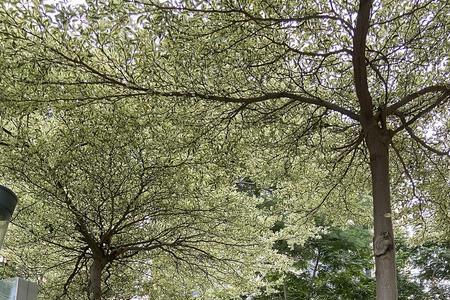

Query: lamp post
0;186;38;299
0;186;17;250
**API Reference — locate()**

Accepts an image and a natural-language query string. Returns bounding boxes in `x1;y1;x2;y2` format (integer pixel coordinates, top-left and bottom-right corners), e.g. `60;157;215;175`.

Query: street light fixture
0;185;17;250
0;186;38;299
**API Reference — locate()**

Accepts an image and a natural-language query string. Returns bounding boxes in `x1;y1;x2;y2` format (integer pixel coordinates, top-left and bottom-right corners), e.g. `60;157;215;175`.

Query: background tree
396;239;450;299
260;225;376;300
0;0;449;299
254;225;449;300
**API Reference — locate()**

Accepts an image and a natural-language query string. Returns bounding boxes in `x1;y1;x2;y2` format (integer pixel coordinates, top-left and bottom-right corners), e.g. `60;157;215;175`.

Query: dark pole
0;185;18;249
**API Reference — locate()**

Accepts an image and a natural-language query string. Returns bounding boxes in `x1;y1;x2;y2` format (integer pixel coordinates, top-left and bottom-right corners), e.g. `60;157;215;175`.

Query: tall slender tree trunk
89;257;106;300
352;0;398;296
366;126;398;300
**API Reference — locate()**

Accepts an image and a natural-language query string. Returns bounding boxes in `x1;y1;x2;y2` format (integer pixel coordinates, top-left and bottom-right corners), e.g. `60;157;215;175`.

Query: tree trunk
89;257;106;300
366;127;398;300
353;0;398;296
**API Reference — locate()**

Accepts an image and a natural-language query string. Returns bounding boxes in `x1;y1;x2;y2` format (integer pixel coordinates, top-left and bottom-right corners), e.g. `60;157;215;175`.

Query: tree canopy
1;103;292;299
0;0;449;299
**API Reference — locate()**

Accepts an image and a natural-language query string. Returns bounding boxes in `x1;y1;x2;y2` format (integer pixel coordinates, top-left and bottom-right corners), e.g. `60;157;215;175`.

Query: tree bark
88;257;106;300
352;0;398;296
366;126;398;300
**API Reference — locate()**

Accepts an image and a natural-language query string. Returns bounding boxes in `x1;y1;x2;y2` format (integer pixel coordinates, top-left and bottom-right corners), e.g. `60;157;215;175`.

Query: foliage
254;226;450;300
268;226;375;300
0;0;449;298
0;103;291;299
397;240;450;299
1;0;447;236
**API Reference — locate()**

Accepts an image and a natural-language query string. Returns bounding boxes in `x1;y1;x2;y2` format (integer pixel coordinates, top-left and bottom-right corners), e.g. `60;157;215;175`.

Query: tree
262;225;376;300
396;239;450;299
0;0;449;298
0;104;288;299
255;225;450;300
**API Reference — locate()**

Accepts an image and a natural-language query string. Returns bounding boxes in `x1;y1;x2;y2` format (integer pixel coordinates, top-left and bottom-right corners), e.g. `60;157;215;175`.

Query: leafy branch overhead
0;0;449;299
1;0;447;152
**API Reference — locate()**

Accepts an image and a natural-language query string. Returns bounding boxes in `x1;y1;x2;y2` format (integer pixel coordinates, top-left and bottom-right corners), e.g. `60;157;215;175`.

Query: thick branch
393;91;450;133
353;0;374;121
42;31;360;120
150;91;360;121
43;44;360;120
386;85;450;115
262;35;352;58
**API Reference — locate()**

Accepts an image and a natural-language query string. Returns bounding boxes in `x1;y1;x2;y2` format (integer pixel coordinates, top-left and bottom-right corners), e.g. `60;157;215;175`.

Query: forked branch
395;113;449;156
386;85;449;116
393;90;450;133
